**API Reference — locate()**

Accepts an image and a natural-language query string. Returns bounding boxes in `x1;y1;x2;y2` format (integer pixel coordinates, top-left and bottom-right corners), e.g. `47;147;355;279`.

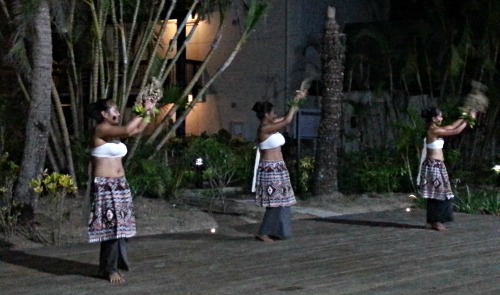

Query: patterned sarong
88;176;136;243
419;158;454;201
255;160;296;207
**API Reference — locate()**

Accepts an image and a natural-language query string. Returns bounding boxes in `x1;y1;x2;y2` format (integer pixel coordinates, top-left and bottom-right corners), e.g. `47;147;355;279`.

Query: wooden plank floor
1;209;498;295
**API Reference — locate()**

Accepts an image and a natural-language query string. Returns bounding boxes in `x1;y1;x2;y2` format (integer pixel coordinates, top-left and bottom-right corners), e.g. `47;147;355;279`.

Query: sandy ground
1;190;414;250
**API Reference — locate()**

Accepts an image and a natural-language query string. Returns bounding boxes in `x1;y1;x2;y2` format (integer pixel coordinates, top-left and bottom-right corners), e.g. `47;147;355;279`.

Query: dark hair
87;98;113;123
421;107;441;123
252;101;274;120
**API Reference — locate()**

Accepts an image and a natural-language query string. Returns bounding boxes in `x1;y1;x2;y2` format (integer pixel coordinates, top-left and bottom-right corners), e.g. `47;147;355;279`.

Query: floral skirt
88;176;136;243
419;158;454;201
255;160;296;207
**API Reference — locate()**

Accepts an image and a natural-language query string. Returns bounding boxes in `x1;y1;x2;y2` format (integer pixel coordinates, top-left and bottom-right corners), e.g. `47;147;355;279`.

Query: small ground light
406;208;411;212
408;194;417;199
210;228;216;233
195;157;204;188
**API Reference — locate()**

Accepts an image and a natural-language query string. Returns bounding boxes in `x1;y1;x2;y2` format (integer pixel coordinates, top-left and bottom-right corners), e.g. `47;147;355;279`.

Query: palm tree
312;6;345;195
8;0;53;218
2;0;267;215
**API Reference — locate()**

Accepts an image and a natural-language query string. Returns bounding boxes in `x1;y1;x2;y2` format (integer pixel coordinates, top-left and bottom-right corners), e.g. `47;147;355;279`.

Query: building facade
181;0;390;140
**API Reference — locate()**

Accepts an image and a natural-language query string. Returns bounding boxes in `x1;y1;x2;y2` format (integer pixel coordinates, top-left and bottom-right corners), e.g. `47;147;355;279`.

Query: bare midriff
260;147;283;161
92;157;125;177
426;148;444;161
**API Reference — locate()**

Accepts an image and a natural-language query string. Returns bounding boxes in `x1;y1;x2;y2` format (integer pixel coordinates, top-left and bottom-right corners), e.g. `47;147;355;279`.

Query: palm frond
244;0;267;33
162;85;183;105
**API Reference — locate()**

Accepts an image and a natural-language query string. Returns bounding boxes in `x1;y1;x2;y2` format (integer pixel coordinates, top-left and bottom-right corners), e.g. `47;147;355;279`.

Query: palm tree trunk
313;7;345;195
14;0;53;215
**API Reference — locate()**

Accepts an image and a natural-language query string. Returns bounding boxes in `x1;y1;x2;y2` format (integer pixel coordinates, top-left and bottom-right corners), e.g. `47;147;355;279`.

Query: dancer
418;107;476;231
87;97;153;283
251;90;307;242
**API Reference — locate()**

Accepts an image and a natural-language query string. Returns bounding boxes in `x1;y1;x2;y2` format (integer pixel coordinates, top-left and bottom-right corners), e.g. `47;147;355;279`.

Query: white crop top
91;140;128;158
259;132;285;150
426;139;444;149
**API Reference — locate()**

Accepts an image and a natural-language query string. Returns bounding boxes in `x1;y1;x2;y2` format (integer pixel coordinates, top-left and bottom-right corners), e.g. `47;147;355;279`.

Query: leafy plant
453;187;500;215
298;156;315;197
339;149;410;194
392;109;425;192
127;159;187;200
195;137;237;211
414;187;500;216
182;135;253;212
478;192;500;215
29;171;78;245
0;153;20;237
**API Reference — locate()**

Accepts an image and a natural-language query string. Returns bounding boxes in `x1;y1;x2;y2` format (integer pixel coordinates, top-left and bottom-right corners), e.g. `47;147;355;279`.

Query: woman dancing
251;90;307;242
418;107;476;231
87;98;153;283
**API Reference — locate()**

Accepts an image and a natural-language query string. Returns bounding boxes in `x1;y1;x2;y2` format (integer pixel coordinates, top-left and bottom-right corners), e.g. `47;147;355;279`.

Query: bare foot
255;235;274;243
433;222;447;231
109;272;125;283
426;222;447;231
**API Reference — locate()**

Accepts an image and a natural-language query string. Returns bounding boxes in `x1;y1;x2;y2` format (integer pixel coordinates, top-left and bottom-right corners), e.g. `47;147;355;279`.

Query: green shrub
29;171;78;245
453;164;498;186
178;134;254;211
299;156;315;195
228;136;255;191
414;187;500;216
288;156;315;198
453;187;500;215
0;153;20;237
339;149;411;194
127;158;187;199
126;133;254;201
184;136;252;188
125;141;189;200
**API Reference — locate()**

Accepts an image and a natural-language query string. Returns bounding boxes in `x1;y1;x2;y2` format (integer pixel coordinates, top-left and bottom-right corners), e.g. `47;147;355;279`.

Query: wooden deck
1;209;498;295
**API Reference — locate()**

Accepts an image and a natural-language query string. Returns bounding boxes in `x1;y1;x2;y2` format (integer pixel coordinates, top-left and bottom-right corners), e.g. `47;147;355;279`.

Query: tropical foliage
414;186;500;216
0;153;20;237
343;0;500;192
29;171;78;244
0;0;267;214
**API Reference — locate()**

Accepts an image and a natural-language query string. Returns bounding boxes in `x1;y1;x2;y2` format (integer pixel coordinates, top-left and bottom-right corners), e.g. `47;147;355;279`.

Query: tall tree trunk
313;7;345;195
14;0;53;218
